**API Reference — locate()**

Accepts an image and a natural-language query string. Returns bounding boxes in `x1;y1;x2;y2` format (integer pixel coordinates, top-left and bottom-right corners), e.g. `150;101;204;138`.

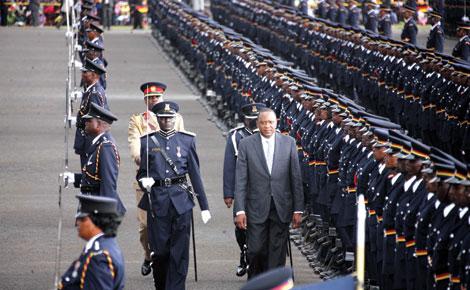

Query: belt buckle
164;178;171;187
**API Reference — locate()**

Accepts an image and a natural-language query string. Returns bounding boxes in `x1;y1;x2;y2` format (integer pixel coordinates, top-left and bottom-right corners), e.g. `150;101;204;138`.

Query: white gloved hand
201;210;211;224
139;177;155;192
61;171;75;188
73;59;82;69
74;44;82;52
65;31;74;40
65;115;76;127
71;90;82;101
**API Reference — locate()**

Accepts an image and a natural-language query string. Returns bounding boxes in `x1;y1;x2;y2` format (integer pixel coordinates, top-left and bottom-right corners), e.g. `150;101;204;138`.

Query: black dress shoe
236;264;247;277
141;259;152;276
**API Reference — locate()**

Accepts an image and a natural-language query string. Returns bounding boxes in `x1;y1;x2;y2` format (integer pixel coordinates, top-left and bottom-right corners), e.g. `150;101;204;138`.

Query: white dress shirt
261;134;275;175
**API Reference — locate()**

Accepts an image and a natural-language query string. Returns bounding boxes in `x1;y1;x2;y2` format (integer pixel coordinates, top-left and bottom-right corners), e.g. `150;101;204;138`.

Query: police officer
452;22;470;62
137;101;210;290
347;0;361;28
58;195;125;290
378;5;392;37
74;58;108;168
128;82;184;276
401;5;418;45
87;22;105;47
65;102;126;215
82;41;108;89
426;10;445;53
364;1;378;33
223;102;265;277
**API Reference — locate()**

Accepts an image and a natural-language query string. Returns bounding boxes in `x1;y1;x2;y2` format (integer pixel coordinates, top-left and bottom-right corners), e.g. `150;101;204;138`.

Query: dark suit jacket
234;132;304;224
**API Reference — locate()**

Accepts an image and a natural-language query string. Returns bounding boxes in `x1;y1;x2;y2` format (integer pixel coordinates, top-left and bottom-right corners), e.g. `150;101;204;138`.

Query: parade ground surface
0;27;316;289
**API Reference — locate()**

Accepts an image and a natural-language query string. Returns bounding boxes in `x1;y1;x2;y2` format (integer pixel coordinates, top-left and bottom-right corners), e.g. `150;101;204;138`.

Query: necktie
265;140;273;174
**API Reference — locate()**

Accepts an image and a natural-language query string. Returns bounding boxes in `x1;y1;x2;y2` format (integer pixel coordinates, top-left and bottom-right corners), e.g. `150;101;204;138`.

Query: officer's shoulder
140;131;157;140
229;125;245;133
178;130;196;138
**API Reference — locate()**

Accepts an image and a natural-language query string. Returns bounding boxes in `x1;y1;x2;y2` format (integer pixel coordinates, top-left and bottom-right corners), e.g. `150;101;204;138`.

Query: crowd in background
0;0;146;27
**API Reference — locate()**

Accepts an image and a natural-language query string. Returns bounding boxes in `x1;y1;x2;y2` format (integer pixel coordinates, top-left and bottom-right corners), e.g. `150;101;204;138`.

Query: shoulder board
179;131;196;137
229;125;245;133
140;132;156;139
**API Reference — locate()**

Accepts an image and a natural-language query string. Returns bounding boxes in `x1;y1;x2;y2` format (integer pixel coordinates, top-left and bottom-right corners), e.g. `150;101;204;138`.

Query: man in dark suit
234;108;304;278
223;103;265;277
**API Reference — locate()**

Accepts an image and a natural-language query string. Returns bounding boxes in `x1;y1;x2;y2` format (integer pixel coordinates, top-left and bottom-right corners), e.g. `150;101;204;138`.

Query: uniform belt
404;94;414;100
384;229;396;236
396;235;406;243
80;185;100;192
308;160;316;166
153;176;187;187
328;168;339;175
450;276;460;283
435;273;450;282
315;161;327;166
347;187;356;193
415;249;428;256
422;103;436;110
405;240;416;248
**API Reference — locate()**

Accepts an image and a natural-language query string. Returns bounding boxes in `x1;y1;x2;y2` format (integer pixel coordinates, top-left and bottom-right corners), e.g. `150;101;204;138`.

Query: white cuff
236;211;245;216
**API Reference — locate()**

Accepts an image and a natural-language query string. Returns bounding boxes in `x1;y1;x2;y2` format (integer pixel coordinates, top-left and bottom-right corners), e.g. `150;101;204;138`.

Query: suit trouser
149;203;191;290
246;198;289;278
135;187;151;261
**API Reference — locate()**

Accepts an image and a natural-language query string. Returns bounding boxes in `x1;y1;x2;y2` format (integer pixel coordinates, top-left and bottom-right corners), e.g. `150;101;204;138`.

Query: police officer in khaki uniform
128;81;184;276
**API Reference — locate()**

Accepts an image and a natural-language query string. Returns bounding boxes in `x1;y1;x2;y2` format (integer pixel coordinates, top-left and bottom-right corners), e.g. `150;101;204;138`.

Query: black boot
236;246;248;277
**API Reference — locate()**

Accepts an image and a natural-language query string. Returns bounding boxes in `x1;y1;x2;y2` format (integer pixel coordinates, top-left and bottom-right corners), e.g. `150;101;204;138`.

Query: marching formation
211;0;470;162
149;0;470;289
50;0;470;289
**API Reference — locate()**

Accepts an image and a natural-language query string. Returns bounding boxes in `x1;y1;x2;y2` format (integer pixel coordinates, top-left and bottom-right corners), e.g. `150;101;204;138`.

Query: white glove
65;115;76;127
65;31;73;40
139;177;155;192
61;171;75;188
71;90;82;101
73;59;82;69
74;44;82;52
201;210;211;224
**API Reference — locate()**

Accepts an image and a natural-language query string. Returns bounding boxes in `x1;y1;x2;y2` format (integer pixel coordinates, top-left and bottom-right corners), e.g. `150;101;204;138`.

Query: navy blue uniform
378;14;392;37
74;132;126;215
58;235;125;290
401;18;418;44
365;10;378;33
452;35;470;62
223;126;254;200
426;22;445;53
74;82;108;167
137;130;209;290
347;5;361;28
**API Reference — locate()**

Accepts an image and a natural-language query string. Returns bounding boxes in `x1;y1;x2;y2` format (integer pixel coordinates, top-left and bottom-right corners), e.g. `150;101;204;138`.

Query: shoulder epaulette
229;125;245;133
140;132;156;139
179;130;196;137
